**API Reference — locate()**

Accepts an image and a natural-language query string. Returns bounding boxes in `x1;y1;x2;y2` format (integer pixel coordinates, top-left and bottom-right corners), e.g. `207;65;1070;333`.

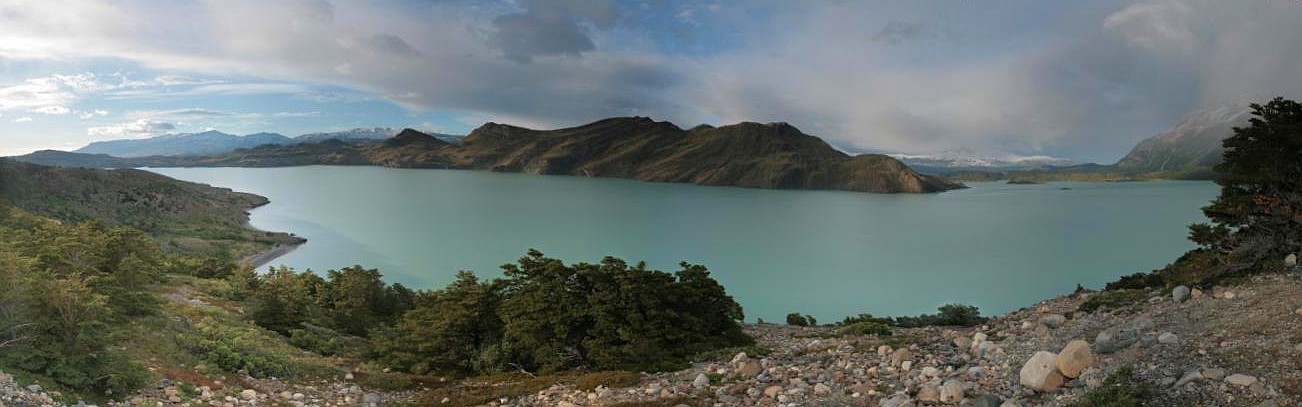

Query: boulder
1172;285;1190;302
692;373;710;388
1225;374;1258;387
1040;314;1066;329
730;352;749;364
939;380;965;403
892;348;913;367
1094;317;1154;354
916;385;940;403
1018;351;1064;392
1286;253;1297;267
1053;340;1094;378
921;366;941;378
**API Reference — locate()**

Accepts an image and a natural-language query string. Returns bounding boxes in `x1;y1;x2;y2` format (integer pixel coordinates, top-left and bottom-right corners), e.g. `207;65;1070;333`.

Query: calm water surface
151;166;1217;322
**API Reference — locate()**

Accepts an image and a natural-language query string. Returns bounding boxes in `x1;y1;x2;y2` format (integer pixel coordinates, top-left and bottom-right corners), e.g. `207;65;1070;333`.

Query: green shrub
839;321;892;337
177;318;293;378
785;313;815;327
1069;366;1154;407
892;304;988;328
1077;290;1147;313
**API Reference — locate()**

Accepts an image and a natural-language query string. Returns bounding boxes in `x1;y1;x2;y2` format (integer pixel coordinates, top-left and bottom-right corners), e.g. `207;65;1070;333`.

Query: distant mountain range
75;128;464;158
17;118;963;194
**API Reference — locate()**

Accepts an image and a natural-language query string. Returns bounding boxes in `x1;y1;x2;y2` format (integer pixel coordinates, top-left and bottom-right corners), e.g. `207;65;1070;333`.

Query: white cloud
76;109;109;119
31;105;70;115
87;118;176;138
12;117;33;122
1103;0;1196;53
0;73;112;112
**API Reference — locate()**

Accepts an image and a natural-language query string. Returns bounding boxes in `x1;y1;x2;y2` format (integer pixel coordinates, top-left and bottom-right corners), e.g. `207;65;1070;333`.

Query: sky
1;0;1300;162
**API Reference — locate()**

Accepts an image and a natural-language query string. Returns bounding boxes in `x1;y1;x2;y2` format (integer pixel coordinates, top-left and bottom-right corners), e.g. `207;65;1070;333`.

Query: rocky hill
0;158;301;258
17;117;965;193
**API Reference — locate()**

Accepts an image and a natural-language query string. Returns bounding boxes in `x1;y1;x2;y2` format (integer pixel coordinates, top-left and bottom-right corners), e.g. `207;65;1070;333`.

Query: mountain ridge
18;117;963;194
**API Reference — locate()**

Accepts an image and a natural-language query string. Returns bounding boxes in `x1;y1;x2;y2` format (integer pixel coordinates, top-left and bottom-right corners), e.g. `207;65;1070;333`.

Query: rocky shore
4;274;1298;407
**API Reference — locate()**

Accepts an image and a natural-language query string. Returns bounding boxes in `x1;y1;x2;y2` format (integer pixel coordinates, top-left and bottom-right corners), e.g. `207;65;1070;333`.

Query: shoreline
241;240;305;268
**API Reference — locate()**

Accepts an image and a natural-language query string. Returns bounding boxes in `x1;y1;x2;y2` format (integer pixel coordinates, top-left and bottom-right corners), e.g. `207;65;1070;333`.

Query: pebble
1202;368;1226;381
1158;332;1179;345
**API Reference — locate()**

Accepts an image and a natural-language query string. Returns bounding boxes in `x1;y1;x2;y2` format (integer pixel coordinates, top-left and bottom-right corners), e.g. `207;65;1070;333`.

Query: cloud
1;0;1300;161
870;21;924;45
76;109;109;119
31;105;70;115
12;117;33;123
487;0;617;63
0;73;112;112
87;118;176;138
125;107;235;120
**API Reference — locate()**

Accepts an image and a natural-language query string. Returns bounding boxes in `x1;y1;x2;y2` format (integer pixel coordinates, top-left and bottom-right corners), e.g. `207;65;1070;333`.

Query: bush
1077;290;1147;313
838;321;892;337
177;318;294;378
892;304;988;328
1069;366;1154;407
785;313;816;327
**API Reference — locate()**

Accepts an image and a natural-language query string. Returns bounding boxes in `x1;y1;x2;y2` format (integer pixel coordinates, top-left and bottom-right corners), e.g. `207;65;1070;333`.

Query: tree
1191;97;1302;272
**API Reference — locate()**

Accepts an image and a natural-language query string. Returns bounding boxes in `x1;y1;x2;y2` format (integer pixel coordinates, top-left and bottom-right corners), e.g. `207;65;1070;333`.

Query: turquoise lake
150;166;1218;323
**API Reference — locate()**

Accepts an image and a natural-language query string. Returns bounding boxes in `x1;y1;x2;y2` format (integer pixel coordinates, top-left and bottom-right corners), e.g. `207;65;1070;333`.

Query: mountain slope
1115;105;1251;175
77;130;294;157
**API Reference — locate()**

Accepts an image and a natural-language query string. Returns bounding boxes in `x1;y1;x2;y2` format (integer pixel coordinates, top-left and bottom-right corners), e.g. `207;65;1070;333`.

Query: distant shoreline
241;240;304;269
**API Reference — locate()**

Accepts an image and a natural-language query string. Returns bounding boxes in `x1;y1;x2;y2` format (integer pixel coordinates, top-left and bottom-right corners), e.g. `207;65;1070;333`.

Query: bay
150;166;1218;323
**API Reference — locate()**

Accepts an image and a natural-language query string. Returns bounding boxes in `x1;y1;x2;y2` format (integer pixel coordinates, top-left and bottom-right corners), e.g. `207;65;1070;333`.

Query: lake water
150;166;1218;323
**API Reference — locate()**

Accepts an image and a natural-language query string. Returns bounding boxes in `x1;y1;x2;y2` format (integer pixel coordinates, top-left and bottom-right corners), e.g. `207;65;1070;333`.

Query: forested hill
0;158;301;258
14;117;964;194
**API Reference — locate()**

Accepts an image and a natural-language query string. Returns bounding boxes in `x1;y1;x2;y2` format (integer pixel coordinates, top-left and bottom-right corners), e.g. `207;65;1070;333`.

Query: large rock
1094;317;1154;354
1053;340;1095;378
916;384;940;403
891;348;914;367
1172;285;1190;302
1018;351;1065;392
939;380;965;404
1040;314;1066;329
1225;374;1258;387
1286;253;1297;267
739;361;763;377
692;373;710;388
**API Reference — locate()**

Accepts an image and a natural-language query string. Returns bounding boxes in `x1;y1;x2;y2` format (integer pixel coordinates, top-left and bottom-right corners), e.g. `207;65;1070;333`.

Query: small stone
878;345;893;357
739;361;763;377
1202;368;1226;381
1286;253;1297;267
1158;332;1179;344
557;402;578;407
954;337;972;349
292;393;305;400
240;389;257;400
730;352;749;364
692;373;710;389
921;366;940;378
26;384;42;393
881;393;916;407
764;385;783;398
939;380;964;403
1294;307;1302;317
1191;288;1205;299
1172;285;1190;302
916;385;940;403
1174;370;1203;387
814;383;831;395
344;372;354;380
1019;351;1065;391
964;394;1002;407
902;360;913;371
1159;377;1176;387
1040;314;1066;329
1053;340;1095;378
1225;374;1258;387
999;401;1022;407
1094;317;1153;354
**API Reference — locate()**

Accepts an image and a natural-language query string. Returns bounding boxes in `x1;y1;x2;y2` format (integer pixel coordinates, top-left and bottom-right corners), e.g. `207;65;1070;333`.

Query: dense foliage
1190;97;1302;273
0;209;159;395
373;250;752;375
